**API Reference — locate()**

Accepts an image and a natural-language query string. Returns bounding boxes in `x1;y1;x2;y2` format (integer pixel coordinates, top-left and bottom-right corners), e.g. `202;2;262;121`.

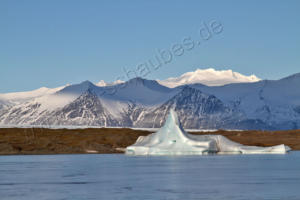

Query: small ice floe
125;109;291;156
85;150;98;153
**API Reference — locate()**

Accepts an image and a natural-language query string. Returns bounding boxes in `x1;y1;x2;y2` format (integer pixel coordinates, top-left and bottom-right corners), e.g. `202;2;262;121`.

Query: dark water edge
1;152;300;200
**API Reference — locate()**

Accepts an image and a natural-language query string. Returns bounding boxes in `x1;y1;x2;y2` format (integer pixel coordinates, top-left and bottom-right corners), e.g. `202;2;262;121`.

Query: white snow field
125;110;291;155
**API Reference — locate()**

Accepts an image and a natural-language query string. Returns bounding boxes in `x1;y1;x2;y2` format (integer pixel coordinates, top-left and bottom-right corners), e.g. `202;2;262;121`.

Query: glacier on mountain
125;110;290;155
157;68;260;88
0;85;68;103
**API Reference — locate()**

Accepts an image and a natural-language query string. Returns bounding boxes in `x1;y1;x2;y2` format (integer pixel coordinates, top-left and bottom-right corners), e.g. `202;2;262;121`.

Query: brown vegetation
0;128;299;155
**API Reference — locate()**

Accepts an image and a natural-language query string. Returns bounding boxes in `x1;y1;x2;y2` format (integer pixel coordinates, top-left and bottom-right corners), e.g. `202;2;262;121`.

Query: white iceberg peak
125;110;290;155
157;68;261;88
166;109;180;126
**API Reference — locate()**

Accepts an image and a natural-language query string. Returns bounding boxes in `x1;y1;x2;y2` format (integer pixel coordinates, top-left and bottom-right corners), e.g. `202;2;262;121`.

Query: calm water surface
1;152;300;200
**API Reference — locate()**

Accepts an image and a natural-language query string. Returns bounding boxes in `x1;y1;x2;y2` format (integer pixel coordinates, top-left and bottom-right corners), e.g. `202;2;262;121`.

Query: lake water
1;153;300;200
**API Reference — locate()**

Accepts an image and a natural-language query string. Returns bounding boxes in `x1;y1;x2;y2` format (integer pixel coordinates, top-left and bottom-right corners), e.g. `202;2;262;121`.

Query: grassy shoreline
0;128;300;155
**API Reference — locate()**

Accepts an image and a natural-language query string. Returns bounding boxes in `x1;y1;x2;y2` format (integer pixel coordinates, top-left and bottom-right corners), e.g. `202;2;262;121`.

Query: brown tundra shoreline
0;128;300;155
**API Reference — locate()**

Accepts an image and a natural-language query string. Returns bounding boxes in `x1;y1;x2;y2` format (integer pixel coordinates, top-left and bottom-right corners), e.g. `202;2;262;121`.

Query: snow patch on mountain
96;80;125;87
34;93;79;111
157;68;261;87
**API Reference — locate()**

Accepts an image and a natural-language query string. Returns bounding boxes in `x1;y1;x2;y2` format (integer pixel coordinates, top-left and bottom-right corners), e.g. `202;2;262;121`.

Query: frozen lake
1;153;300;200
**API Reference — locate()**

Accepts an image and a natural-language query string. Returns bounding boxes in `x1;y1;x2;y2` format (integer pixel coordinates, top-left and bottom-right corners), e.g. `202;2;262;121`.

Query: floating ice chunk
125;109;290;155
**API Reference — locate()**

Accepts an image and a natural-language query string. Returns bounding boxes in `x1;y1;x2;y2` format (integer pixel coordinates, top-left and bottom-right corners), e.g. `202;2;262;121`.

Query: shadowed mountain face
1;73;300;130
134;86;234;129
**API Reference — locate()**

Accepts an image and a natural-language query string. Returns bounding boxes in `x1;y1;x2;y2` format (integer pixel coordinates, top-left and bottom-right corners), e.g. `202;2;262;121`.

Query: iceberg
125;110;291;155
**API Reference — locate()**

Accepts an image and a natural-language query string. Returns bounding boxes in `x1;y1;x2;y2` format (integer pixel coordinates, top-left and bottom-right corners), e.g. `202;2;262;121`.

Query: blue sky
0;0;299;93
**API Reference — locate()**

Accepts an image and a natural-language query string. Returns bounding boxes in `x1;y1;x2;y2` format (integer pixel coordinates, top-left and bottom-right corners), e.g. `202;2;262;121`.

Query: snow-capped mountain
0;71;299;130
134;86;236;129
36;89;118;126
157;68;261;87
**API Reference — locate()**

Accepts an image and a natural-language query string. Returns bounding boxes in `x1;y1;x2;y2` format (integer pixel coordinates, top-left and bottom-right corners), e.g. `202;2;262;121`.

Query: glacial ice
125;110;291;155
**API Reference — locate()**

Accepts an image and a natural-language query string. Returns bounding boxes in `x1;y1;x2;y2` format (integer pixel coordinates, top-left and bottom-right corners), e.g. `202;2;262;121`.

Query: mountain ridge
0;71;300;130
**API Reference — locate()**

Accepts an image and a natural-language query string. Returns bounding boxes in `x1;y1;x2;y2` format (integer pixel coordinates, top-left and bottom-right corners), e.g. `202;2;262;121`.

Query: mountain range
0;69;299;130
